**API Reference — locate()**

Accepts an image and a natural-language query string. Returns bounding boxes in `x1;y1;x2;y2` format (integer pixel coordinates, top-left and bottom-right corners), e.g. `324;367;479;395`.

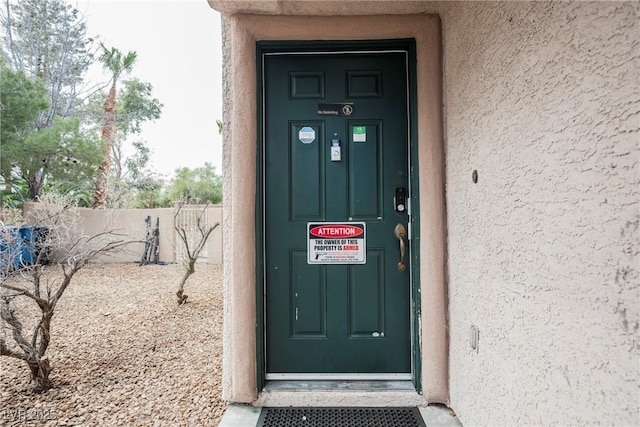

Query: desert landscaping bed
1;263;226;426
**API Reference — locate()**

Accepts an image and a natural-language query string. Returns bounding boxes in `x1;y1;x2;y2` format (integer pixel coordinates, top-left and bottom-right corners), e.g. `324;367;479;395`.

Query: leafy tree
2;116;102;201
1;0;94;128
1;0;99;203
117;79;163;137
101;140;159;208
125;141;152;184
0;61;49;200
115;86;161;187
107;80;162;207
0;179;27;208
92;44;137;208
84;79;163;208
133;174;166;209
85;79;162;172
0;59;48;146
1;60;101;203
124;141;167;208
165;163;222;205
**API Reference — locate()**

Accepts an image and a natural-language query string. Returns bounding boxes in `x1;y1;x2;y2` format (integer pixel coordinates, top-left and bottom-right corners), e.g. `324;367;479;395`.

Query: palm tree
92;44;137;208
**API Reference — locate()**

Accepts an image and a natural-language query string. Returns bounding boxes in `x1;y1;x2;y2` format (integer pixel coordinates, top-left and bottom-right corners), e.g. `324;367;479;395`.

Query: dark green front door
263;50;411;377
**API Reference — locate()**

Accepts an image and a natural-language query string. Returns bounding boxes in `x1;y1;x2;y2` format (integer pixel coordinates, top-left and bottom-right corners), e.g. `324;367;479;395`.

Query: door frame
256;39;421;392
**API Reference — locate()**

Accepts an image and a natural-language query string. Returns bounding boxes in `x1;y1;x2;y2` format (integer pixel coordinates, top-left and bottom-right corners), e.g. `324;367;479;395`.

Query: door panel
289;122;325;220
264;51;410;375
290;252;326;338
348;250;385;337
348;121;383;219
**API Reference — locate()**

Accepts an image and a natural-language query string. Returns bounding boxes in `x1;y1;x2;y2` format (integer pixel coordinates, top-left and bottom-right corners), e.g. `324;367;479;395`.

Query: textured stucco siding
216;11;446;404
220;16;234;402
211;0;639;424
443;2;639;426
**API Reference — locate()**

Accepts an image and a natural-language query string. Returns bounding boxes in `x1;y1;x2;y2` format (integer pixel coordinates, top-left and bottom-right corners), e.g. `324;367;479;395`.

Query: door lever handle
394;224;406;272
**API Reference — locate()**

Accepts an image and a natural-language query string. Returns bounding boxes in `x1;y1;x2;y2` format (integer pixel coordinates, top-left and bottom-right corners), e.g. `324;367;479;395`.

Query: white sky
72;0;223;177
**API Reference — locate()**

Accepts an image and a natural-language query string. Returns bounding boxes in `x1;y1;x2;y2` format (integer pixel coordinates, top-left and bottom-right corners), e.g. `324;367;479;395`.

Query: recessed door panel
348;121;383;220
348;249;385;338
290;251;326;338
290;122;325;221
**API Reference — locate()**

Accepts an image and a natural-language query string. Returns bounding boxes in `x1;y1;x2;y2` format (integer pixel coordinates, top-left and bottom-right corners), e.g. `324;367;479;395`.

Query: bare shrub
0;195;134;392
0;207;23;225
174;201;219;305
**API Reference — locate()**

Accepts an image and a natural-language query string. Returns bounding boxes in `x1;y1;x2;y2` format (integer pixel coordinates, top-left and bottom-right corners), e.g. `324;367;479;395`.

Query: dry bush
0;195;134;392
173;201;219;305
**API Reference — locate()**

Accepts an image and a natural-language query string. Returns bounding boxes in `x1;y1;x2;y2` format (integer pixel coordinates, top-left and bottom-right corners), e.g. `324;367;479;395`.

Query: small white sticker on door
299;127;316;144
307;222;366;264
353;126;366;143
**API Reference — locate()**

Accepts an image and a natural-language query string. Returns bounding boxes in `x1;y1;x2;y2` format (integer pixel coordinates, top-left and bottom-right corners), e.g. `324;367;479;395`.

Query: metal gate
174;205;211;263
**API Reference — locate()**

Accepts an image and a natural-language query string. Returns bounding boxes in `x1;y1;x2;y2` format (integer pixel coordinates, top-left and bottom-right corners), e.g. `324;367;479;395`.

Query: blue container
19;226;50;265
0;226;23;270
0;226;50;273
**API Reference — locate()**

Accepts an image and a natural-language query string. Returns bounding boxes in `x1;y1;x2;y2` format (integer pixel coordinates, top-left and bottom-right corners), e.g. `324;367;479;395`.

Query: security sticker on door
308;222;366;264
298;127;316;144
353;126;367;143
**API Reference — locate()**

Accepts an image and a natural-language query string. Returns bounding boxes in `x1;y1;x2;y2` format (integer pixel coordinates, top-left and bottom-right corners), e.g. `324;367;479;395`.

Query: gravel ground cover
1;263;226;426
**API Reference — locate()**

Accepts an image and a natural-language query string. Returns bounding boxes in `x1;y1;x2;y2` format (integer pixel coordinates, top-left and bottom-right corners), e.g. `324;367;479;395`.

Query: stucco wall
210;0;639;424
442;2;639;426
22;204;223;264
214;11;445;404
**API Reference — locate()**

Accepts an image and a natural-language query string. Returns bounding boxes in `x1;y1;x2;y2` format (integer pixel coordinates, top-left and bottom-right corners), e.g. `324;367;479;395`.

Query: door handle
394;224;406;272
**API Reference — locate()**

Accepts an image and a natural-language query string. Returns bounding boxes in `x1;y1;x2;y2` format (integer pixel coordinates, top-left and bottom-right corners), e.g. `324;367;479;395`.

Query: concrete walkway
219;403;463;427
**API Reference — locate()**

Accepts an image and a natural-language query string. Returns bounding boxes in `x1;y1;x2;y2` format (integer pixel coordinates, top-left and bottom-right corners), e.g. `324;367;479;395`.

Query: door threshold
256;380;424;408
264;380;416;391
266;373;411;381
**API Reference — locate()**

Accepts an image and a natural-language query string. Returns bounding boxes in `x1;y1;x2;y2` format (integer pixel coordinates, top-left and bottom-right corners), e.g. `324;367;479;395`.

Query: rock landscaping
1;263;226;426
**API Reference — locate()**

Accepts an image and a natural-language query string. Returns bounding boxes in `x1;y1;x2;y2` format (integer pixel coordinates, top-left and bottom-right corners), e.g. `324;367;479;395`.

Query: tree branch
0;300;33;357
0;337;29;361
0;282;49;308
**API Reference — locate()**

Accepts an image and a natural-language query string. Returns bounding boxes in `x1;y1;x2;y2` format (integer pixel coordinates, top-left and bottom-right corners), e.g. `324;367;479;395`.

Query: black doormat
257;407;426;427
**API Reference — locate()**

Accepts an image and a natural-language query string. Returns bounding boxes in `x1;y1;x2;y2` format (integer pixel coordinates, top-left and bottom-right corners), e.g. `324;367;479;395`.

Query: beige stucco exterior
441;2;639;426
208;1;639;425
23;203;223;264
214;11;446;404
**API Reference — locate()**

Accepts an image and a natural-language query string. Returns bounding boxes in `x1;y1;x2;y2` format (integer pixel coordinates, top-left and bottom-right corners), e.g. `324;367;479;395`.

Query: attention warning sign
307;222;366;264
